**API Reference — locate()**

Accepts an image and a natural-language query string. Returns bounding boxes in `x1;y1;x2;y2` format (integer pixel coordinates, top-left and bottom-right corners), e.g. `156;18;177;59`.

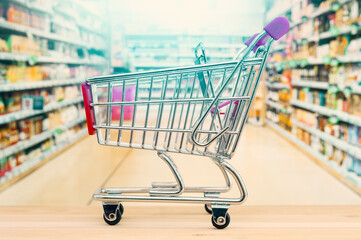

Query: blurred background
0;0;360;207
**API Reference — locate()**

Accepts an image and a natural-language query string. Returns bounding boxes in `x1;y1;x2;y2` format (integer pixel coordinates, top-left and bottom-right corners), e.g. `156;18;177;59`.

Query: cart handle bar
190;17;289;147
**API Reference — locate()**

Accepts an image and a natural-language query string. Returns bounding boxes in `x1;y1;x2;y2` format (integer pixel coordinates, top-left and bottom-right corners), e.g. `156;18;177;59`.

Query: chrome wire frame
88;31;273;206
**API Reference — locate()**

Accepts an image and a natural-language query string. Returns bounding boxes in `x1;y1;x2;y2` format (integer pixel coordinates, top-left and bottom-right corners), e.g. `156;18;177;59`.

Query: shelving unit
0;0;110;191
291;80;329;90
0;116;86;160
290;100;361;127
124;34;246;71
0;128;88;190
267;120;361;195
266;99;292;114
0;20;106;50
0;78;84;92
0;97;83;125
265;0;361;195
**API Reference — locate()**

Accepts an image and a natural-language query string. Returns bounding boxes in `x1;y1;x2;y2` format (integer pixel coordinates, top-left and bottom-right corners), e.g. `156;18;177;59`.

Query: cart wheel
103;204;122;225
211;213;230;229
119;203;124;215
103;210;121;225
204;204;212;214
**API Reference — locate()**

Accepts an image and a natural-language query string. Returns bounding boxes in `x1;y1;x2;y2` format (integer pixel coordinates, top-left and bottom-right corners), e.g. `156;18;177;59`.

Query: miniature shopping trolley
81;17;289;229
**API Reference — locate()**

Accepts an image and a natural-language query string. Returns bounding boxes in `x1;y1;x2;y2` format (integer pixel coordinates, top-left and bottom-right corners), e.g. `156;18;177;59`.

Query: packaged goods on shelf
0;38;9;52
1;64;101;84
53;123;85;145
6;35;43;55
294;108;317;127
291;86;361;116
0;122;86;181
51;14;80;39
267;90;279;102
0;103;83;151
346;155;361;176
48;105;80;129
1;1;51;32
0;85;80;116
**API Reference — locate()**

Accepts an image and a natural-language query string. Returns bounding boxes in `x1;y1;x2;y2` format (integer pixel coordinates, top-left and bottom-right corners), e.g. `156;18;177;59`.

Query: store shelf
0;20;104;50
54;116;87;132
266;1;293;22
266;82;290;89
0;52;107;65
0;116;86;159
270;44;287;53
318;25;353;41
292;119;361;158
71;0;106;22
292;80;361;93
0;78;84;92
36;56;107;65
133;62;183;69
0;131;52;160
0;97;83;125
269;54;361;69
289;0;353;30
266;119;361;195
0;128;88;190
0;52;29;61
337;55;361;64
290;100;361;127
292;80;329;90
307;58;324;65
8;0;53;14
265;99;292;114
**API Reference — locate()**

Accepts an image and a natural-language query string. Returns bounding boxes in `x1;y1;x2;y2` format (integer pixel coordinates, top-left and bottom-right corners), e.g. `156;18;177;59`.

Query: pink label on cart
112;85;135;121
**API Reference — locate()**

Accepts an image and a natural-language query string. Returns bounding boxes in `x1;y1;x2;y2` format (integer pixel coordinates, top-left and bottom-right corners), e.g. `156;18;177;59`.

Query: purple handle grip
245;34;258;47
264;17;290;40
245;33;270;52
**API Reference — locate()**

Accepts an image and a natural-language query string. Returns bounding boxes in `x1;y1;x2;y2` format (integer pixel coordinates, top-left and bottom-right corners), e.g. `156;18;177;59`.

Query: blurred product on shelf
0;103;84;152
7;35;44;55
1;64;101;84
2;1;51;31
0;85;80;115
0;122;86;182
125;34;245;70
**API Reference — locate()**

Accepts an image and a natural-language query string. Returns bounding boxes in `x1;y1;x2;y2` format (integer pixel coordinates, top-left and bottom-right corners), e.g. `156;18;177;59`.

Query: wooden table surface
1;205;361;240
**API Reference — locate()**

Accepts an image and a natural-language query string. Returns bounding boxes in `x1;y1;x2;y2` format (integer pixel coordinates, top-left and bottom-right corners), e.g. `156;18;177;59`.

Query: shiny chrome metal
87;31;273;212
93;158;247;204
190;31;268;147
149;152;184;195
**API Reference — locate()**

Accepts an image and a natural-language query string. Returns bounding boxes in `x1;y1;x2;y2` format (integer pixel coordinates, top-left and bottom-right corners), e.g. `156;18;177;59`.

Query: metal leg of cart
94;151;247;228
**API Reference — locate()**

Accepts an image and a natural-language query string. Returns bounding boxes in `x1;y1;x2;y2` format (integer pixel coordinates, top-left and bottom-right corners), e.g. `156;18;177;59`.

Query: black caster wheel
211;213;230;229
204;204;212;214
103;203;122;225
119;203;124;215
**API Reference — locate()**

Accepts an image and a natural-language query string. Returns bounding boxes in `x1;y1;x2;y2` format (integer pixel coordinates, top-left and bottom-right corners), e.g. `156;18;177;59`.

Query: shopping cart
81;17;289;229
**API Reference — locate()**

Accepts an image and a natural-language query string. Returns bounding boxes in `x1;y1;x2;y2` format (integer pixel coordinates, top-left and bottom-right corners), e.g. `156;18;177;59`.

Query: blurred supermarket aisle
0;124;360;206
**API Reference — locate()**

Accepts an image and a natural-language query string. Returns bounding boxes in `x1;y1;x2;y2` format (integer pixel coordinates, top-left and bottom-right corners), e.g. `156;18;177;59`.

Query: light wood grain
1;205;361;240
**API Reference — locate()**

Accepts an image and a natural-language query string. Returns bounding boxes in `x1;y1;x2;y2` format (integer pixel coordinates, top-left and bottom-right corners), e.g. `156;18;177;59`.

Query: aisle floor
0;125;360;205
